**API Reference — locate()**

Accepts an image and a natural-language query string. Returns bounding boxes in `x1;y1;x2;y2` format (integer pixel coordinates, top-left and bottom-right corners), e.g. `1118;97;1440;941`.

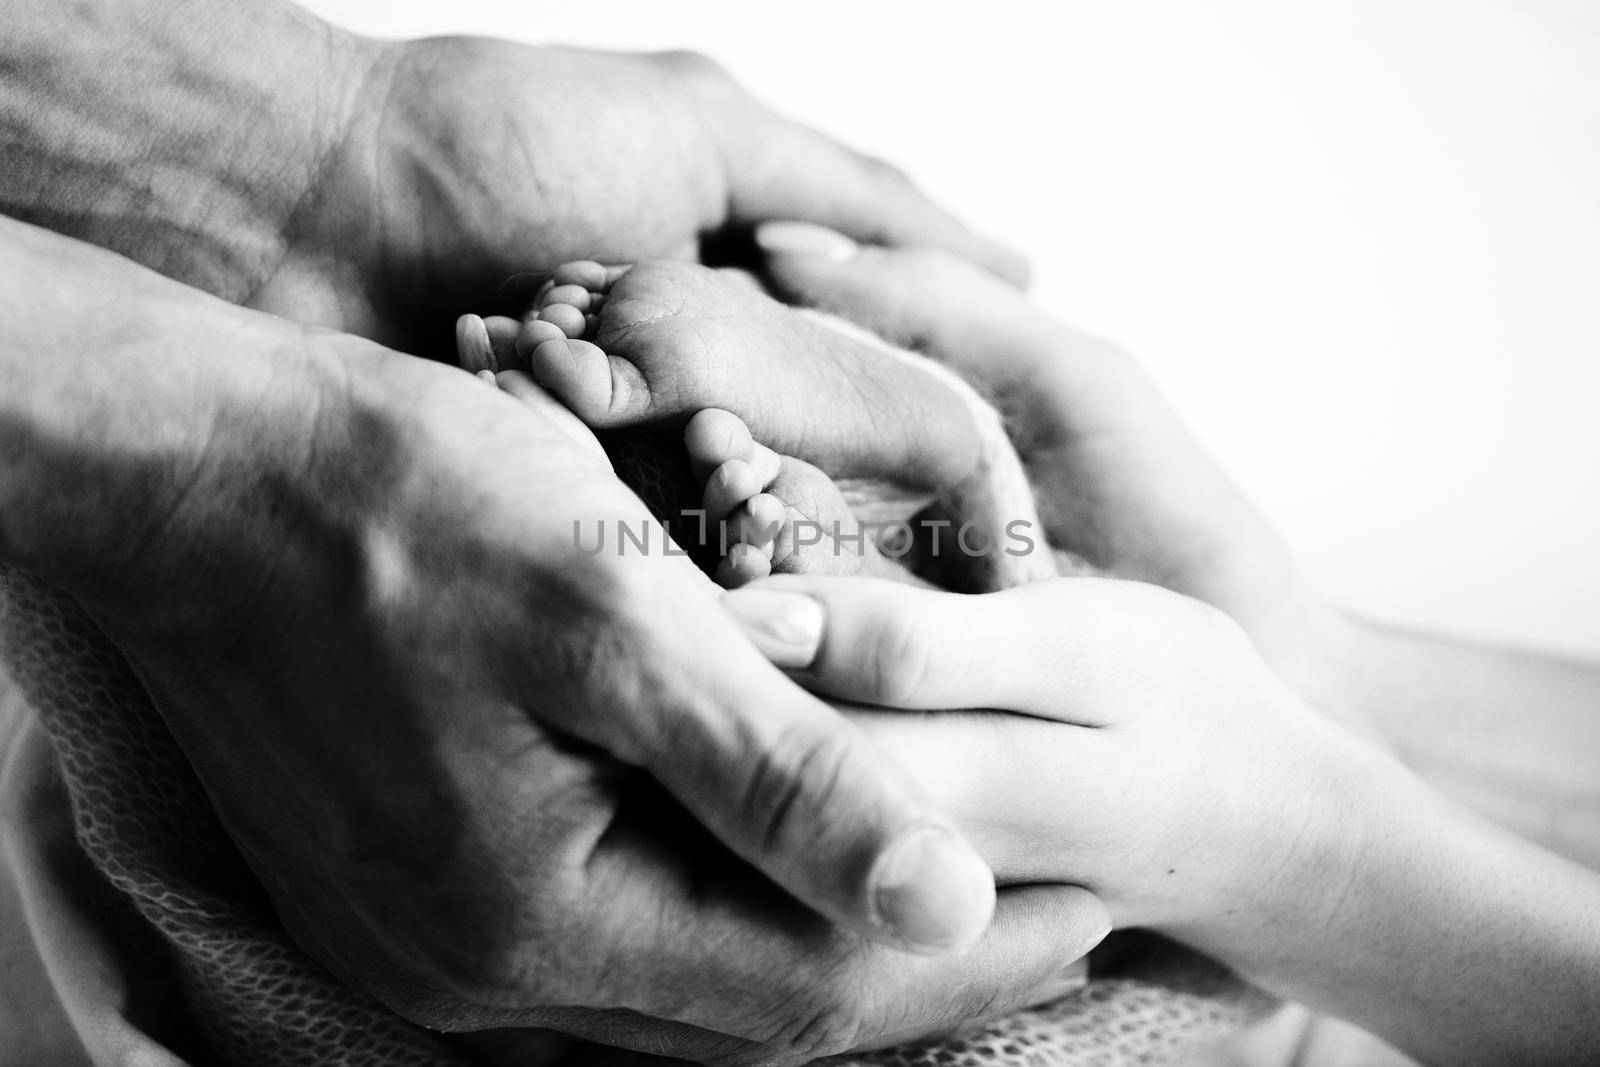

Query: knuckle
653;48;732;85
382;891;561;1013
890;244;957;280
742;721;857;856
857;151;914;190
950;983;1011;1030
763;985;867;1061
867;606;935;706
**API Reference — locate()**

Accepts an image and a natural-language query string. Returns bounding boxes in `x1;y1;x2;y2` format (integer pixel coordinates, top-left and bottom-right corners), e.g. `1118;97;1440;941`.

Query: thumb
721;574;1106;722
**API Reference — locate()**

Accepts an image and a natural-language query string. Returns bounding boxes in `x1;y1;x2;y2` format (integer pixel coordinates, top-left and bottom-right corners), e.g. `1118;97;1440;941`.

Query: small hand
723;572;1600;1067
722;574;1386;952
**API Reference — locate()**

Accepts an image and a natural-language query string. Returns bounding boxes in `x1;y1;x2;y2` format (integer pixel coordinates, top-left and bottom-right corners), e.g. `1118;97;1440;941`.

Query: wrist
1181;710;1416;967
1239;581;1394;750
324;34;547;342
0;219;349;611
0;0;384;302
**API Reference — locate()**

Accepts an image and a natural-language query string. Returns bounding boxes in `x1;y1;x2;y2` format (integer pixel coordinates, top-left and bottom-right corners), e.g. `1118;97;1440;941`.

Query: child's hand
721;574;1398;951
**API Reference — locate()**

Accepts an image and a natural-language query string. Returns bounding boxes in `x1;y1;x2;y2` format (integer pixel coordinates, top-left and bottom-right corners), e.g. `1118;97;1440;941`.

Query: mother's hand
722;573;1600;1067
721;574;1386;946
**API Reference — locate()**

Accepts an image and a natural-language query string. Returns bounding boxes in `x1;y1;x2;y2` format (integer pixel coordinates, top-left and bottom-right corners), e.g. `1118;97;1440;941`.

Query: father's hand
0;220;1105;1063
256;35;1029;347
3;0;1025;352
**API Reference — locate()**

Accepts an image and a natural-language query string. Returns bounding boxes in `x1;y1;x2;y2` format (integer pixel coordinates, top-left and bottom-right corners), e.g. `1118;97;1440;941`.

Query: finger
723;575;1103;721
721;109;1030;287
484;315;521;369
845;707;1120;886
456;314;495;374
544;557;1000;956
755;222;1152;442
757;224;1033;361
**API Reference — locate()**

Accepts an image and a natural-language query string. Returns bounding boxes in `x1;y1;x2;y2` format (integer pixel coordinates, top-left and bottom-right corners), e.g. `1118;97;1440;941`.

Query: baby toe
552;260;610;290
685;408;781;484
528;337;651;425
516;318;568;362
715;542;773;589
540;284;592;312
731;493;785;554
537;302;589;339
702;458;766;524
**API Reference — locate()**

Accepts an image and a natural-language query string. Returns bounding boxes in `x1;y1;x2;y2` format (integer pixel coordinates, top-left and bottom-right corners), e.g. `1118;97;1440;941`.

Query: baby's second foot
684;409;904;588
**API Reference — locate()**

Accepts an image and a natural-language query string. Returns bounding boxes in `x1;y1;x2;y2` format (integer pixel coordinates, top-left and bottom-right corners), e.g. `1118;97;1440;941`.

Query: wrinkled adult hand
252;36;1028;348
6;1;1023;350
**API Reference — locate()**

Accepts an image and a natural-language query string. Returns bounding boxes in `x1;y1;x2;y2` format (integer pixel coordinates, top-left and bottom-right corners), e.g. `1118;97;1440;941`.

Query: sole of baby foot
520;259;995;491
686;409;903;588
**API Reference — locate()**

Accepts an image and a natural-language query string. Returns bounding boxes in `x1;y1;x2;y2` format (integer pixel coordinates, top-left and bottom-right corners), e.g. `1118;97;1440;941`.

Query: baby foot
512;259;1055;591
684;409;900;588
517;260;984;482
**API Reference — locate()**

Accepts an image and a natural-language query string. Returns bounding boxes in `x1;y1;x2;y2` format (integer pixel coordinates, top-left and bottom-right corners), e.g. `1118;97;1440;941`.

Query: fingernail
456;314;494;374
1080;914;1113;957
755;221;859;263
1024;958;1091;1010
721;588;823;669
871;824;995;954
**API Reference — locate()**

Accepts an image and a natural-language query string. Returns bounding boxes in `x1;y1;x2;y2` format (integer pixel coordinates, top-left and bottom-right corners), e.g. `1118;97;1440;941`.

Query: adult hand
270;37;1030;344
0;220;1108;1063
3;0;1027;352
723;574;1361;941
721;572;1600;1067
755;226;1328;693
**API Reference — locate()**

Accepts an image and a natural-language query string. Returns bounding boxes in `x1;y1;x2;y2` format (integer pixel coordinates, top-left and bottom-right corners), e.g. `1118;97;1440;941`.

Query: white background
304;0;1600;658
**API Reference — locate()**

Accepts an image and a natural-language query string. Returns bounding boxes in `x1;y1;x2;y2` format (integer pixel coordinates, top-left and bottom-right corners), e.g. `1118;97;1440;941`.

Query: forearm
0;0;381;301
0;215;332;601
1206;755;1600;1065
1308;610;1600;869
